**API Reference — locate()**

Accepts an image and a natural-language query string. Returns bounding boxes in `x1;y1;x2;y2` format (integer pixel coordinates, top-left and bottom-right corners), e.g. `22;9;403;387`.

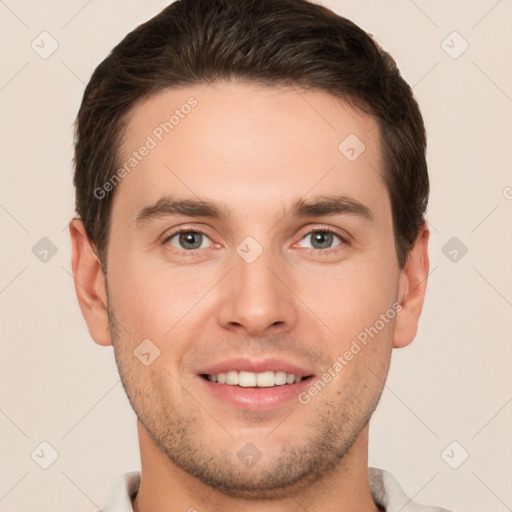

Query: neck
132;420;380;512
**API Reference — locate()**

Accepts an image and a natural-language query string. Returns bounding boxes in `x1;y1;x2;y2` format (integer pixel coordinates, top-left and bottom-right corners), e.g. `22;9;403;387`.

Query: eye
165;230;212;251
297;230;344;250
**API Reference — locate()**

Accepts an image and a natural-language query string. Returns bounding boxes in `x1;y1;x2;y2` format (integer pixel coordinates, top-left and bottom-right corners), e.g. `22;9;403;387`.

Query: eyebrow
134;194;374;227
289;195;374;223
135;197;228;226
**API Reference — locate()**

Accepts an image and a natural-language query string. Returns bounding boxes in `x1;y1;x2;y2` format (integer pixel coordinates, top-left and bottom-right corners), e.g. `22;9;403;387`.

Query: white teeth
239;371;257;387
206;370;303;387
226;370;239;385
256;371;274;387
274;371;287;385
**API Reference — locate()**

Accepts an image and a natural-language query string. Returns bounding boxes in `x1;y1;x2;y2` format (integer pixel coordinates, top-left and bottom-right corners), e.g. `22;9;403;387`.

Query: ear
393;224;429;349
69;219;112;346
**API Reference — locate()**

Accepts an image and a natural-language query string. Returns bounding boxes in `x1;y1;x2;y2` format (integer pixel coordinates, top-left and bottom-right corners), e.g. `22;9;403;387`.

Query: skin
70;81;429;512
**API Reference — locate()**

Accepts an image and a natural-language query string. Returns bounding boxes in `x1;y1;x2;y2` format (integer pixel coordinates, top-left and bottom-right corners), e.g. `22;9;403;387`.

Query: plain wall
0;1;511;511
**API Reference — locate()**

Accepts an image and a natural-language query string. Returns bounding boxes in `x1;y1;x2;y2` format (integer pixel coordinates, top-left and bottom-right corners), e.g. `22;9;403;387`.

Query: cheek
107;252;219;342
293;253;399;343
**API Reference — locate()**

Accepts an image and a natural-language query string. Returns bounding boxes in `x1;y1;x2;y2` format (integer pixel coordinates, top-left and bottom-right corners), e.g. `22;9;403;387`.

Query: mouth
200;370;312;387
197;358;315;411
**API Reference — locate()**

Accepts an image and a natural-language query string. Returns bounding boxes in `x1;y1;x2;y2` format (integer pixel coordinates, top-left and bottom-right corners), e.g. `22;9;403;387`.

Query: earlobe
69;219;112;346
393;225;430;349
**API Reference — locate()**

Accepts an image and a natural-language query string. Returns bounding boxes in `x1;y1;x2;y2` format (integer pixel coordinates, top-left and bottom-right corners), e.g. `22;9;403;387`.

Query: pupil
180;232;202;249
312;231;332;249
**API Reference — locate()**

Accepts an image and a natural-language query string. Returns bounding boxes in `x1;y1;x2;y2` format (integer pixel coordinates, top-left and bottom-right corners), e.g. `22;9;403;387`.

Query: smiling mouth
200;370;313;388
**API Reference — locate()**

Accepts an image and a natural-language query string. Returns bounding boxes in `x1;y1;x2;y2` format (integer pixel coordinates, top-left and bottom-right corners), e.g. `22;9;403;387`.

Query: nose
217;249;298;337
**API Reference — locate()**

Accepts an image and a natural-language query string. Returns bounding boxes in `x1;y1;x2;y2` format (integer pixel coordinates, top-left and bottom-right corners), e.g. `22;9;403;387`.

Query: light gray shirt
101;467;452;511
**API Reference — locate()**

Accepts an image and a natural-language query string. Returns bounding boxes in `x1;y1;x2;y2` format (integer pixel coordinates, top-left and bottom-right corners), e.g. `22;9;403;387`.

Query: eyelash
162;226;348;255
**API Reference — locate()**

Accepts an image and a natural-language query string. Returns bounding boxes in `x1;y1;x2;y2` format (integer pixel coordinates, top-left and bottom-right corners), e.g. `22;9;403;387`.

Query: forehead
112;81;388;225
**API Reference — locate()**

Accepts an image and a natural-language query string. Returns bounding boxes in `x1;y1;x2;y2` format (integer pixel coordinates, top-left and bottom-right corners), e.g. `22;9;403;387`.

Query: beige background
0;1;511;511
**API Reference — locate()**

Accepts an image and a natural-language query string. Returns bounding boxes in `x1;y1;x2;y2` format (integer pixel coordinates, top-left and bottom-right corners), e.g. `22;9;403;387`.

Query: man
69;0;449;510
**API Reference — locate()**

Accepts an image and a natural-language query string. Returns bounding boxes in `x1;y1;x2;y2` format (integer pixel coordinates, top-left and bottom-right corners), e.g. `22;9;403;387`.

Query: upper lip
197;357;315;378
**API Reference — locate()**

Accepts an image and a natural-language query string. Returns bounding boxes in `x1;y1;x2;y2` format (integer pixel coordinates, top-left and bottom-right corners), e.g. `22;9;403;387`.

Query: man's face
106;81;402;496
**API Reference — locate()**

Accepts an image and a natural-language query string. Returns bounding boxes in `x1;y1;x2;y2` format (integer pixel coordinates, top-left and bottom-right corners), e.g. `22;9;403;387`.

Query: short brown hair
73;0;428;270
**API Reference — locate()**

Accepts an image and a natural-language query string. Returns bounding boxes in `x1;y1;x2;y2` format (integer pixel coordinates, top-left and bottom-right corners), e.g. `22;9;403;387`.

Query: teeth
207;370;303;387
256;371;273;387
226;370;239;385
274;371;287;385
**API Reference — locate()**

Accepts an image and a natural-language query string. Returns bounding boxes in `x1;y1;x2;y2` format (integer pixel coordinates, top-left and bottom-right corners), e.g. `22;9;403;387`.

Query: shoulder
94;471;141;512
369;467;453;512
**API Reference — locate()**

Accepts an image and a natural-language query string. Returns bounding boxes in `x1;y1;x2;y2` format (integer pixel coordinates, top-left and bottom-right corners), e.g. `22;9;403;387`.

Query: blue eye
166;231;211;250
298;230;343;250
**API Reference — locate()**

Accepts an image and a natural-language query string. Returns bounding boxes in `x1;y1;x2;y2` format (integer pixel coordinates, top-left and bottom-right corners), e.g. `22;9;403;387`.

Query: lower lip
198;376;313;411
